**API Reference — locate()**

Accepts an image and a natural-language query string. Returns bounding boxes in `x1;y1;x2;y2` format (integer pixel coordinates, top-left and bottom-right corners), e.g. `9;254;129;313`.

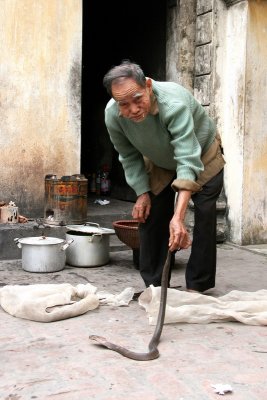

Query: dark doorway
81;1;167;200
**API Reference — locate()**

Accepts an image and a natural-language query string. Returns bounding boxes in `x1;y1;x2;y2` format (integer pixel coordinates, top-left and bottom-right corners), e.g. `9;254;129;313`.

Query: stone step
0;196;134;260
0;220;132;261
0;194;228;260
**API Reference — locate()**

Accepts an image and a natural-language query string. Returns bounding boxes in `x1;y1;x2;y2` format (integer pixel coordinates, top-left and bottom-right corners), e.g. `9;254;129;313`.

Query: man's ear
146;78;152;92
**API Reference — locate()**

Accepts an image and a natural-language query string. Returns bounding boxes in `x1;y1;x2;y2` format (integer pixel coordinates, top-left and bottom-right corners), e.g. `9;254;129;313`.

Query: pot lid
18;236;65;245
66;223;115;235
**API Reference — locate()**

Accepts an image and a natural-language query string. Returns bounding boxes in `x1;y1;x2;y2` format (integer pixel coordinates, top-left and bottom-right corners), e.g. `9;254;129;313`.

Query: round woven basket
112;220;140;249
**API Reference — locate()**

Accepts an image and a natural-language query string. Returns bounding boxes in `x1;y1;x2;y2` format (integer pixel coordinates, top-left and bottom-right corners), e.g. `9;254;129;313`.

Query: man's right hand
132;192;151;223
169;218;192;251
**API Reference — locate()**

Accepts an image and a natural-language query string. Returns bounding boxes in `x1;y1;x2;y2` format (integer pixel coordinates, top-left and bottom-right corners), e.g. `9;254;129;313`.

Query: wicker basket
112;220;140;249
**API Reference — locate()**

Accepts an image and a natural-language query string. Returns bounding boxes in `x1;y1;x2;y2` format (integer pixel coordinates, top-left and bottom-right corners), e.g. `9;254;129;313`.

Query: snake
89;250;172;361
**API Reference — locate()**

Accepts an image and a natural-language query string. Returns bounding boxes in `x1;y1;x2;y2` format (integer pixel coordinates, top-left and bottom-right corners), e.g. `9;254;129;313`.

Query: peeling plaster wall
215;1;248;243
166;3;180;82
167;0;267;245
166;0;196;91
214;0;267;244
242;1;267;244
0;0;82;217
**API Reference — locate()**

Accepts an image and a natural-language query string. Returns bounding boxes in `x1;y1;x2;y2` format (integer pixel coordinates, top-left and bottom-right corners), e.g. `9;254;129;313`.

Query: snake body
89;250;172;361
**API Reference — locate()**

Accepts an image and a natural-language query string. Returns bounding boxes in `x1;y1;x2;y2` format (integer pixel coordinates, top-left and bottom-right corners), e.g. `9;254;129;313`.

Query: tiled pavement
0;243;267;400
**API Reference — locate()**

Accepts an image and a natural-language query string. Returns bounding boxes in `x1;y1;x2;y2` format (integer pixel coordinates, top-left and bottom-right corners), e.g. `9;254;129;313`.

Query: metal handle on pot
85;222;100;228
14;238;22;248
61;239;74;251
88;233;102;243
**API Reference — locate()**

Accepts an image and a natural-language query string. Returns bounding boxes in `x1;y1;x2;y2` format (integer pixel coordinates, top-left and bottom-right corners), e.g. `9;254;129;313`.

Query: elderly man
103;61;225;293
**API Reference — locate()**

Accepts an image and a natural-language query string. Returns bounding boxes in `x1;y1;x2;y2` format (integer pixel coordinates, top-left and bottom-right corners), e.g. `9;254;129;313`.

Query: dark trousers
138;169;224;291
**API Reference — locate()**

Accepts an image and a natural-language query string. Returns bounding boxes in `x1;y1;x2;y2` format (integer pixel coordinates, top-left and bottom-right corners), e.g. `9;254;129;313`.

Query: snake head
89;335;108;345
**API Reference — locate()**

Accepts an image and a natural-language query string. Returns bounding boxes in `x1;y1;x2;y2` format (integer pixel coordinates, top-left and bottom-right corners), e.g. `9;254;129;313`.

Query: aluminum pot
65;222;115;267
14;236;74;273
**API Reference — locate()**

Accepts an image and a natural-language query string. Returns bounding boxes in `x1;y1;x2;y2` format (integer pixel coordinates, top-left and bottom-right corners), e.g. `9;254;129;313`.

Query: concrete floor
0;196;267;399
0;242;267;399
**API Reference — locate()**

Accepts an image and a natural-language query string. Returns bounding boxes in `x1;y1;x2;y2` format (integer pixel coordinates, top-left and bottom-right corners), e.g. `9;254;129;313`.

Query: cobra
89;250;172;361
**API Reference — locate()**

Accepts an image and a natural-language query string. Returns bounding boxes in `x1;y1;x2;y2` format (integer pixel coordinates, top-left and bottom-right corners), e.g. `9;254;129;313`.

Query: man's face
111;78;152;122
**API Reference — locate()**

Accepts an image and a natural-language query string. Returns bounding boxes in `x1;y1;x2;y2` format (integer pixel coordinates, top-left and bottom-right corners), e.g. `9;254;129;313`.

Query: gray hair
103;60;146;96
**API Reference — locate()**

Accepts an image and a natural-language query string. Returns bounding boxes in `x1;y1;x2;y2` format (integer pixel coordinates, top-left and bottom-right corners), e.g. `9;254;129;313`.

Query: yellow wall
243;0;267;243
0;0;82;216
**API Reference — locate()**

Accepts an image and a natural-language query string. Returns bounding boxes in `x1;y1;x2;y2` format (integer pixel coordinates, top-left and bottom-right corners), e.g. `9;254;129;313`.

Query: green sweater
104;80;216;196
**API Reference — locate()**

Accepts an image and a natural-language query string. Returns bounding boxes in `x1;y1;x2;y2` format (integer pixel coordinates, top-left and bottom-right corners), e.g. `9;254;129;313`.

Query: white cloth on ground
138;286;267;326
0;283;134;322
